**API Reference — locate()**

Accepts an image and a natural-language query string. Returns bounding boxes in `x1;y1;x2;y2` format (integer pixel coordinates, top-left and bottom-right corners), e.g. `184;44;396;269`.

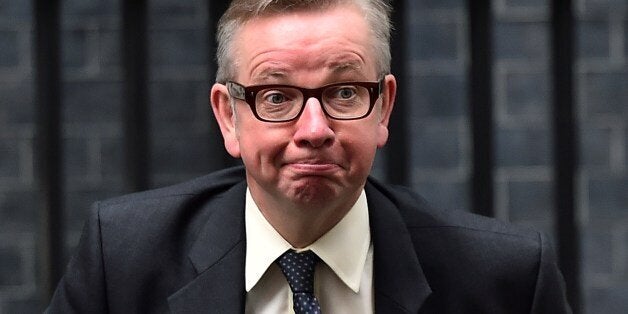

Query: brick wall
407;0;471;212
0;0;216;311
0;0;40;312
575;0;628;312
405;0;627;313
0;0;626;312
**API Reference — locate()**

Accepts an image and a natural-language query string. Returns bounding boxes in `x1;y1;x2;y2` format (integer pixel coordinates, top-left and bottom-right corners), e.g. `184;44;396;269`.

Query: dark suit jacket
47;166;571;313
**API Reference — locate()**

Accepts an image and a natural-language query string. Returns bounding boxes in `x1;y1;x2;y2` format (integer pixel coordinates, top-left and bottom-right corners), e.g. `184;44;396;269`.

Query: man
47;0;571;313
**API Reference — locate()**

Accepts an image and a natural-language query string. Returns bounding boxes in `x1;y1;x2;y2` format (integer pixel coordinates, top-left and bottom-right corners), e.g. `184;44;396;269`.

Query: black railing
206;0;237;171
33;0;64;303
121;0;150;192
551;0;580;311
468;0;495;218
387;0;410;186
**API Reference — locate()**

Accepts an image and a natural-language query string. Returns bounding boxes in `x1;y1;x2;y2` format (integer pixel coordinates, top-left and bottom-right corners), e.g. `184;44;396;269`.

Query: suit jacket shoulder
365;177;571;313
47;166;249;314
98;166;246;214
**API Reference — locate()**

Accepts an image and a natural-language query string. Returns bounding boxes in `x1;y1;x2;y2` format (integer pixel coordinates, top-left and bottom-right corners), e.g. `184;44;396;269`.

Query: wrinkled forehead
232;4;375;81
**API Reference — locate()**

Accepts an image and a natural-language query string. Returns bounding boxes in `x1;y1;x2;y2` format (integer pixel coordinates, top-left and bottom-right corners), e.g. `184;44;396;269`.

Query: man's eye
265;93;288;104
332;87;357;99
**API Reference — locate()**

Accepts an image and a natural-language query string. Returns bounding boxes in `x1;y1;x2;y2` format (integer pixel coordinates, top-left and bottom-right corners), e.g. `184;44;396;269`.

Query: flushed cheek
345;147;377;183
250;145;286;175
338;132;379;169
237;131;289;178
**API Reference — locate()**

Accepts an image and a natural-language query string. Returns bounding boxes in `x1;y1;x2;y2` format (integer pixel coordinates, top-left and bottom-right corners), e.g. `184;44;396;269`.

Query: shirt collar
244;188;370;293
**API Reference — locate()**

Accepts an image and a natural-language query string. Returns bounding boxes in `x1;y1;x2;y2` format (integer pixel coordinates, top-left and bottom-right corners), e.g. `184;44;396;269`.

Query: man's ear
376;74;397;148
210;83;241;158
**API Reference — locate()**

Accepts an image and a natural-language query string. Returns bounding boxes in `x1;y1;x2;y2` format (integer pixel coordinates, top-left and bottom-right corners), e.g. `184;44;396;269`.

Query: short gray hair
214;0;393;83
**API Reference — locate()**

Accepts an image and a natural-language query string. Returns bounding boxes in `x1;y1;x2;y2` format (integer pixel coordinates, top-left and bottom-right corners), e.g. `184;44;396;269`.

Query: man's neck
248;185;362;248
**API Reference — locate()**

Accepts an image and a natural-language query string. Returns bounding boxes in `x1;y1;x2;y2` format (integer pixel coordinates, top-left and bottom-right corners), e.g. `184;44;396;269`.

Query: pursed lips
283;159;343;173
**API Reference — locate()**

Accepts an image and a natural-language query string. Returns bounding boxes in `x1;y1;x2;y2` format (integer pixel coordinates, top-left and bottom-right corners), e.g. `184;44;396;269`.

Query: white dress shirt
244;188;374;314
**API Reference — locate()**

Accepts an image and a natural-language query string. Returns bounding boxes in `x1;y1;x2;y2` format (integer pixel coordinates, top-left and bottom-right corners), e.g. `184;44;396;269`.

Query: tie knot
276;250;319;293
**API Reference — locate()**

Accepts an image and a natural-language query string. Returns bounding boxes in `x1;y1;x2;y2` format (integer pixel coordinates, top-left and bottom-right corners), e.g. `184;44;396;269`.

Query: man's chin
284;181;341;206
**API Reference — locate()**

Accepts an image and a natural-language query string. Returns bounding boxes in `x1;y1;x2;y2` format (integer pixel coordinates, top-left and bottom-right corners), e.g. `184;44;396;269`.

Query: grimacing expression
211;3;396;212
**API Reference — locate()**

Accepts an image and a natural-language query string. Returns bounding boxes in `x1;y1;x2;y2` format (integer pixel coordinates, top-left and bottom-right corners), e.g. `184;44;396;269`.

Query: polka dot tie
276;250;322;314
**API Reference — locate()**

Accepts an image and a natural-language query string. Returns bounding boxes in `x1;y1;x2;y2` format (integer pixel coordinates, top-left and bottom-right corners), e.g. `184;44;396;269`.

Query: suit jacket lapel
168;182;247;313
366;182;432;313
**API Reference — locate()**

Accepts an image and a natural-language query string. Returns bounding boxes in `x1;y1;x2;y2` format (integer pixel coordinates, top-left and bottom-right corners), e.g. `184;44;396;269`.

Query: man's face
212;4;396;212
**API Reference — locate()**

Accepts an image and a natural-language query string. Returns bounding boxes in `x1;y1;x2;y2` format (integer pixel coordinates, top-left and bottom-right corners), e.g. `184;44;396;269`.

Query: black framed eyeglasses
226;78;385;123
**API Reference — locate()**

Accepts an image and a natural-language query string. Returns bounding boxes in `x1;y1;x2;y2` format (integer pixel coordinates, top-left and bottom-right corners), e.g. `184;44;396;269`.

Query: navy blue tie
276;250;322;314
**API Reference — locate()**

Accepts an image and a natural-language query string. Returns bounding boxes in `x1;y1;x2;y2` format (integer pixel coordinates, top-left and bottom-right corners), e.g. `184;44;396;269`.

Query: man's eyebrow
251;67;290;83
329;61;363;73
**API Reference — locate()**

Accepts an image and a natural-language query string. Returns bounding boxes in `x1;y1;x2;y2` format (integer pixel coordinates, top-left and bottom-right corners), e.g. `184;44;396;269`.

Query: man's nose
293;98;335;148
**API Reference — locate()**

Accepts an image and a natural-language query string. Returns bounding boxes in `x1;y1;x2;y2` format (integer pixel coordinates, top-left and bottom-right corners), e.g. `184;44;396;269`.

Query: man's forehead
230;3;374;82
